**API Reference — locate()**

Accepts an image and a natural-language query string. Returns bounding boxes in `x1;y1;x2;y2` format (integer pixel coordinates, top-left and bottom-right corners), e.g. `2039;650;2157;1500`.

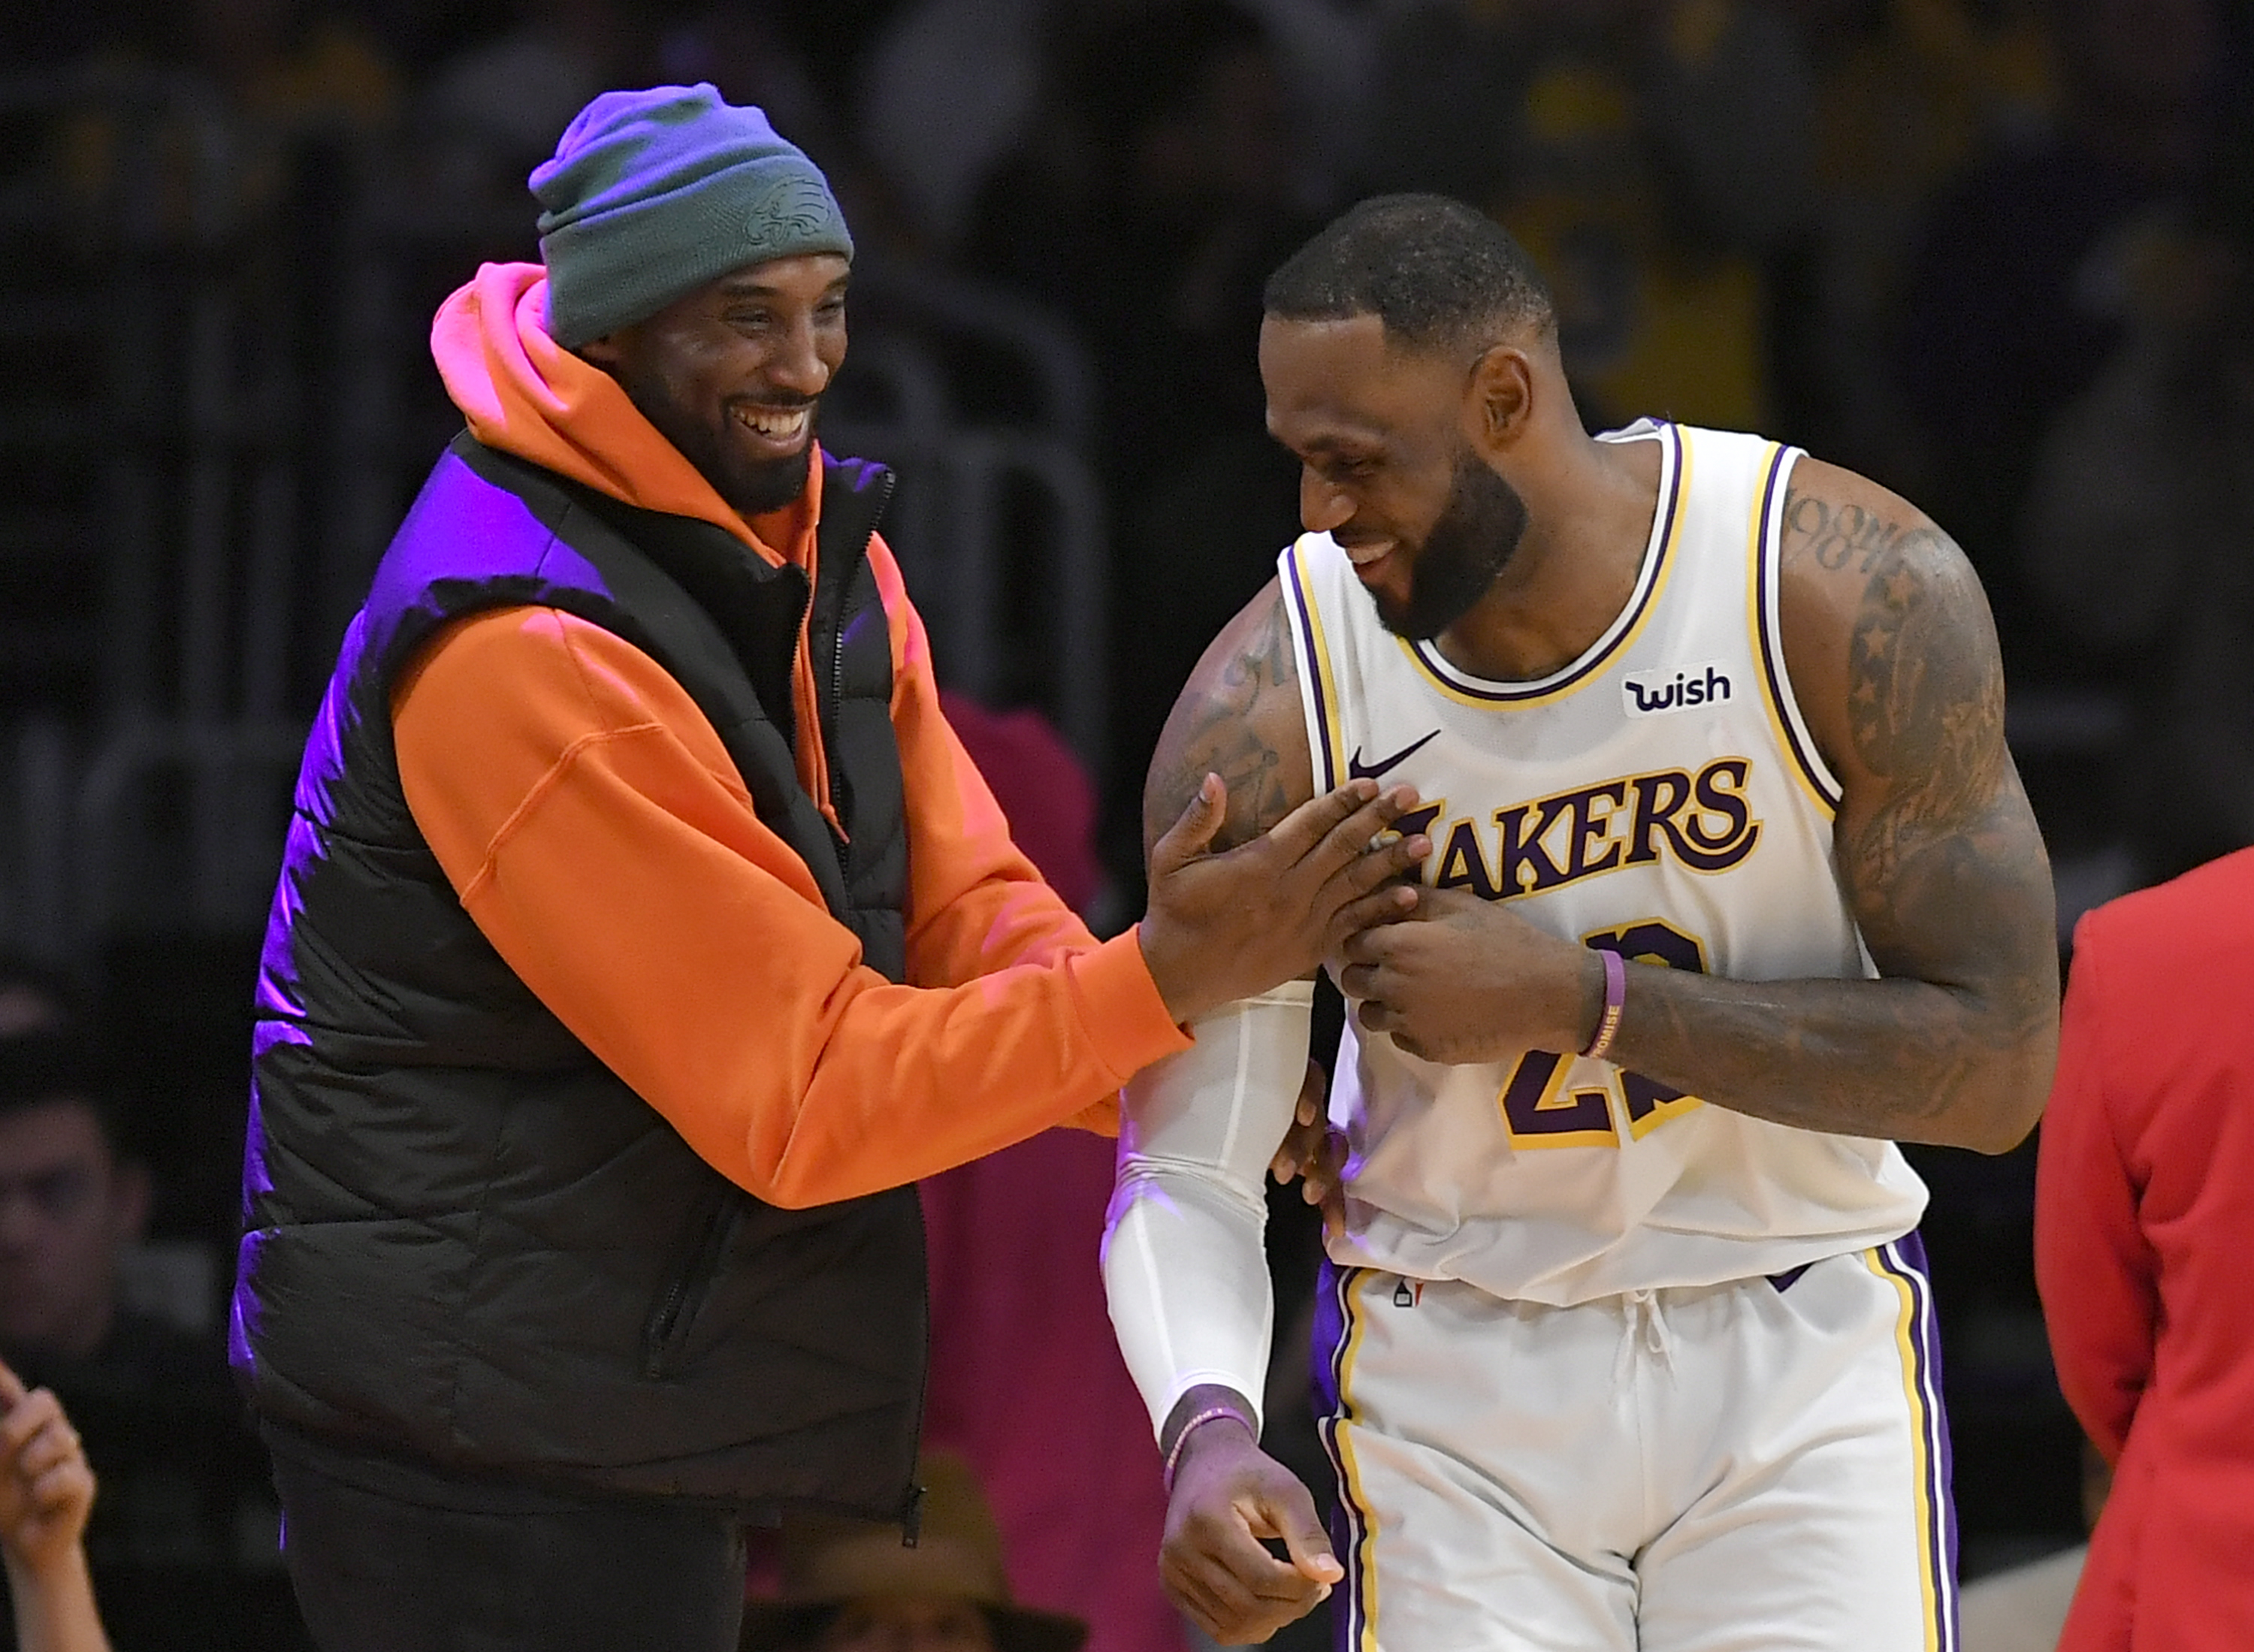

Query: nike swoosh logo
1346;729;1441;781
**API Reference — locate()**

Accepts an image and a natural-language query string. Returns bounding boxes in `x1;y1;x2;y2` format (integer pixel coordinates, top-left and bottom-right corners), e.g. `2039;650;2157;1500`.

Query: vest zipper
641;1193;741;1379
820;467;896;886
827;616;852;883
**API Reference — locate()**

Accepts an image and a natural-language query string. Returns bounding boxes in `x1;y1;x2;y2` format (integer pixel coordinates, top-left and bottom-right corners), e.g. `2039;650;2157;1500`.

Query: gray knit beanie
531;84;854;349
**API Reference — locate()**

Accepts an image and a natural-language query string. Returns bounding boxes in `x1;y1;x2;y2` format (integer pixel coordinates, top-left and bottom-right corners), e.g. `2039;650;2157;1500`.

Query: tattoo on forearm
1627;487;2059;1148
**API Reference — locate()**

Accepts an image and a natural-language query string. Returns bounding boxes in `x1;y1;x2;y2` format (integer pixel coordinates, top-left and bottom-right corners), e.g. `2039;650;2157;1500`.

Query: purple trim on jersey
1311;1258;1367;1652
1406;421;1683;703
1751;443;1845;810
1283;545;1340;793
1879;1231;1961;1652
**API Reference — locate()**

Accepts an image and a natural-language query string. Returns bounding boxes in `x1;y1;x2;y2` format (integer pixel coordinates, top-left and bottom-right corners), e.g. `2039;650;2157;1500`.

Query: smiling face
1259;313;1530;640
579;252;850;518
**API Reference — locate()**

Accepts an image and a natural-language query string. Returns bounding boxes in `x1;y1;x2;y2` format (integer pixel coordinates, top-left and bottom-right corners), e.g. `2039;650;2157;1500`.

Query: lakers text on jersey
1280;420;1929;1306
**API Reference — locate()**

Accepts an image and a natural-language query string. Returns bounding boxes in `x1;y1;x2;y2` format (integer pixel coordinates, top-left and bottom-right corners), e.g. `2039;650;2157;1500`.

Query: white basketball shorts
1310;1237;1958;1651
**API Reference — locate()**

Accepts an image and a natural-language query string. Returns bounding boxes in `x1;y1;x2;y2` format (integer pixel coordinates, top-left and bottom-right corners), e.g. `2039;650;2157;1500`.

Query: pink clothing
935;693;1105;915
921;694;1183;1652
921;1136;1183;1652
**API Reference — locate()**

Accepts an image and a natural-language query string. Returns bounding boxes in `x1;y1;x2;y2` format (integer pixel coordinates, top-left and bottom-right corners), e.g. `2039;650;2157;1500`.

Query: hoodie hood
430;261;819;570
429;260;842;825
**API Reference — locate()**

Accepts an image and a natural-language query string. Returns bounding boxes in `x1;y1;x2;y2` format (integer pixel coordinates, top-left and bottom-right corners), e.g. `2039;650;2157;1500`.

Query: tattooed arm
1124;570;1424;1022
1342;462;2058;1152
1113;581;1419;1644
1572;461;2056;1150
1742;458;2059;1147
1142;579;1319;858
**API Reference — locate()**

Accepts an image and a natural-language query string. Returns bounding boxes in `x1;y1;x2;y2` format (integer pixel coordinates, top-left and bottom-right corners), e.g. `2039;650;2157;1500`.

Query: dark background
1;0;2249;1639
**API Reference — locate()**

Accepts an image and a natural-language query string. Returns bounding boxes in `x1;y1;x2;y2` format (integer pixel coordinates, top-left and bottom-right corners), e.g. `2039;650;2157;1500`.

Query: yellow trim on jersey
1624;1086;1704;1140
1399;426;1691;711
1863;1248;1945;1652
1746;443;1844;819
1333;1268;1381;1652
1500;1052;1623;1150
1286;542;1350;793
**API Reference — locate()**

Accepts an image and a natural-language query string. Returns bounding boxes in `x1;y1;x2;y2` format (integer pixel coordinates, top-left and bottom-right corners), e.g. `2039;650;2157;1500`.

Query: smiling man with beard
229;87;1428;1652
1103;194;2060;1650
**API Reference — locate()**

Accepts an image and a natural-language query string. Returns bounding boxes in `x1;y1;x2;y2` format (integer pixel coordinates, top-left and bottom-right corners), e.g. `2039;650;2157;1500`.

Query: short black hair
0;1030;121;1158
1262;193;1555;356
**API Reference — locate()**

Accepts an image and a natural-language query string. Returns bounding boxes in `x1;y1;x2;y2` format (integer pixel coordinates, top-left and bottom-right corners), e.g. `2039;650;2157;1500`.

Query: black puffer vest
231;434;924;1520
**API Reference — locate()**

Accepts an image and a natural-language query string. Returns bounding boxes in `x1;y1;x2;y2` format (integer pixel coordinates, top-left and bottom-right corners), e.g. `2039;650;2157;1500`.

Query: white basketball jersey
1281;420;1927;1305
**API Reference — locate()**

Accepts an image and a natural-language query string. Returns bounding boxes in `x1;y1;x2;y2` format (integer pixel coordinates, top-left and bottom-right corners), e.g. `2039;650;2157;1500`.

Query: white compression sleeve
1102;980;1315;1440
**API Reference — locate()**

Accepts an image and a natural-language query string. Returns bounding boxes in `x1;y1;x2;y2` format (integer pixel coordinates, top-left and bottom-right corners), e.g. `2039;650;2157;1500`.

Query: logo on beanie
745;174;837;251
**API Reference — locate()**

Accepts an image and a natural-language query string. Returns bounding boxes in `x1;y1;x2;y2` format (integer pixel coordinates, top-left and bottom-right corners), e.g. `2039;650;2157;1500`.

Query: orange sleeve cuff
1069;928;1192;1085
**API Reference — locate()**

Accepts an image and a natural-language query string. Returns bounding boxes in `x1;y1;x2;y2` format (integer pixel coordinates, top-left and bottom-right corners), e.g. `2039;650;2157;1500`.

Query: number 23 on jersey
1500;920;1706;1149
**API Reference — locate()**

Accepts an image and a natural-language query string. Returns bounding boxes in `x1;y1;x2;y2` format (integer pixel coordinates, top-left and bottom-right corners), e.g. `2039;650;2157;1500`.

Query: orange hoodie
395;263;1185;1208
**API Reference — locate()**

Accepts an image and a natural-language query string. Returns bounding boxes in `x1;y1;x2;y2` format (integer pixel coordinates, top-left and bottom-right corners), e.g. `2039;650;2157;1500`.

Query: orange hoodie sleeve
869;531;1130;1135
866;536;1089;980
391;606;1187;1210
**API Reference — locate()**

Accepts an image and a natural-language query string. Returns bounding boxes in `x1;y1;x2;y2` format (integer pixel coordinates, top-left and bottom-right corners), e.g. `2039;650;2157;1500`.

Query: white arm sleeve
1101;980;1314;1440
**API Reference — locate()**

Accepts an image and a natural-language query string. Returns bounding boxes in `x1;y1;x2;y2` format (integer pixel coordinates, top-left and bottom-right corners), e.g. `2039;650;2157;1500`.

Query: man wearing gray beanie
230;84;1422;1652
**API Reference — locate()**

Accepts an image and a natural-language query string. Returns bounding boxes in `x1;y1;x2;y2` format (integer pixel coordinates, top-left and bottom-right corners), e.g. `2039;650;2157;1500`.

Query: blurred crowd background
0;0;2246;1646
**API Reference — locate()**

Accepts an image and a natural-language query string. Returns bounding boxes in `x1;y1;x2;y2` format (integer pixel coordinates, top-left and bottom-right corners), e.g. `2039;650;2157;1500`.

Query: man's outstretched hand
1140;777;1425;1026
1161;1397;1342;1646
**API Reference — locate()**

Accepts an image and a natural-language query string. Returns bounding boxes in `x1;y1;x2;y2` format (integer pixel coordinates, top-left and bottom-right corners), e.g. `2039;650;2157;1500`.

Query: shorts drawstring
1615;1288;1675;1390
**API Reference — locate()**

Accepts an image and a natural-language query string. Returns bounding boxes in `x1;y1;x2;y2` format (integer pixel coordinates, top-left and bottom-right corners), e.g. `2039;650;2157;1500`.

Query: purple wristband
1580;949;1627;1062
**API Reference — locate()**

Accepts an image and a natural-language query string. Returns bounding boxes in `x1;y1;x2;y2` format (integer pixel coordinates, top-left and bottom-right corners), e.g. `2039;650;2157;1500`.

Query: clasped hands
1140;773;1600;1060
1261;878;1603;1232
1334;880;1603;1067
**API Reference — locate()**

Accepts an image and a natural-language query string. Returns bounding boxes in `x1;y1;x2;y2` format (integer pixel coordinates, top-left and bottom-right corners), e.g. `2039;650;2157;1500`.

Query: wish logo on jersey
1413;757;1763;900
1621;661;1733;717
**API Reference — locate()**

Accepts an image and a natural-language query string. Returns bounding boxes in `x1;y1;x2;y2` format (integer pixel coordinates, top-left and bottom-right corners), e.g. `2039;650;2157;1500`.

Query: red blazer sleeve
2035;916;2160;1463
391;606;1187;1210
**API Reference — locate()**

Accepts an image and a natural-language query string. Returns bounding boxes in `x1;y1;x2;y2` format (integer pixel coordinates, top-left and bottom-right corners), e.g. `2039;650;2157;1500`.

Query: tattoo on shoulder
1786;476;2042;921
1780;485;2002;795
1823;511;2005;847
1143;589;1309;855
1780;489;1914;577
1784;482;2008;880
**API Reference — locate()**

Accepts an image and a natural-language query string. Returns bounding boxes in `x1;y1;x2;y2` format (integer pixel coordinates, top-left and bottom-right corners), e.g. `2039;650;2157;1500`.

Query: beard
614;360;815;518
1371;447;1530;640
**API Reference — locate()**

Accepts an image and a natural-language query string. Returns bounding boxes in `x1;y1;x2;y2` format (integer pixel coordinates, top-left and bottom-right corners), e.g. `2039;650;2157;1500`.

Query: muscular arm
1111;580;1359;1635
1142;580;1316;857
1126;581;1316;1452
1606;459;2059;1151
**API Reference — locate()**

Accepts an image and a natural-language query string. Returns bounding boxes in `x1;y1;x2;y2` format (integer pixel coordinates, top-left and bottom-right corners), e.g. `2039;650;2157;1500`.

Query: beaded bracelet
1162;1406;1252;1494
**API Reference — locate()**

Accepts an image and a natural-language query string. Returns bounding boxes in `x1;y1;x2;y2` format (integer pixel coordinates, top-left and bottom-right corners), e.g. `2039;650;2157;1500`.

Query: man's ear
1464;344;1536;460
